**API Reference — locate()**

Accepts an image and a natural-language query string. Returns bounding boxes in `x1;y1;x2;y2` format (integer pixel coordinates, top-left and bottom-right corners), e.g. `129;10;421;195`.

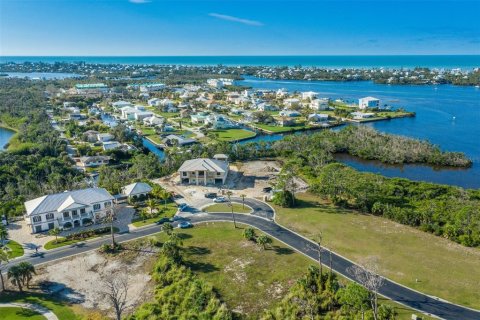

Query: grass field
274;192;480;309
1;307;46;320
203;202;252;214
5;240;24;258
131;201;178;227
151;222;434;319
254;123;310;133
211;129;256;142
0;292;78;320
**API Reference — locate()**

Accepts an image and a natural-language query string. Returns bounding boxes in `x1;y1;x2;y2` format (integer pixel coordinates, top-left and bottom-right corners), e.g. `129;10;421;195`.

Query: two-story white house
24;188;114;233
178;155;229;185
359;97;380;109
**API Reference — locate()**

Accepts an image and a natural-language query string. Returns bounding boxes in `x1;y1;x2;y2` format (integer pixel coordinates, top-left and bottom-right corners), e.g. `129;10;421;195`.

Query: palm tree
240;194;246;209
226;191;236;228
48;227;61;244
162;223;174;235
7;265;23;292
0;249;9;291
160;190;171;209
146;198;156;217
257;235;272;250
0;225;8;246
18;262;36;288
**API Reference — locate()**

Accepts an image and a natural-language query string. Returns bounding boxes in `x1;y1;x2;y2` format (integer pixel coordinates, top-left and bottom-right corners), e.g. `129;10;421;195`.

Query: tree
307;233;323;276
348;258;385;320
240;194;246;209
0;225;8;246
105;206;118;250
226;191;236;228
162;223;174;235
146;198;156;217
257;235;272;250
101;273;129;320
0;249;9;291
338;283;370;320
18;261;36;288
160;189;171;209
7;265;23;292
243;228;256;241
48;227;61;243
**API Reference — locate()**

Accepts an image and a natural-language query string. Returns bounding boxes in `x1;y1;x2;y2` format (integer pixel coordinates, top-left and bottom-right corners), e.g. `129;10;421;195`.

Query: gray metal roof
24;188;114;216
122;182;152;196
178;158;228;173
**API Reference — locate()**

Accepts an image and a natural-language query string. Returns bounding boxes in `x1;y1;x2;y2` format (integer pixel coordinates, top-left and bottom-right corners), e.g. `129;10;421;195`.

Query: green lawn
0;307;46;320
5;240;24;258
150;222;434;319
210;129;256;142
0;292;78;320
44;227;119;250
254;123;309;133
275;192;480;309
131;202;178;227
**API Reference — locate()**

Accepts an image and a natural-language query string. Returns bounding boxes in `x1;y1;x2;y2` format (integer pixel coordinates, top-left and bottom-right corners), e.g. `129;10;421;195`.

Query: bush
272;190;295;208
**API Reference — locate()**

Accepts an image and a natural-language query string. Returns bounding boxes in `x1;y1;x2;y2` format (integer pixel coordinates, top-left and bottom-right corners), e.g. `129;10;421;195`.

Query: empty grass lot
152;222;434;319
203;202;252;214
5;240;24;258
274;192;480;309
211;129;256;142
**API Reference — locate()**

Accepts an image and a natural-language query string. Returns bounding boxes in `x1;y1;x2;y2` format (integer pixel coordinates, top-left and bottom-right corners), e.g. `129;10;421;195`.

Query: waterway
1;72;82;80
0;127;15;150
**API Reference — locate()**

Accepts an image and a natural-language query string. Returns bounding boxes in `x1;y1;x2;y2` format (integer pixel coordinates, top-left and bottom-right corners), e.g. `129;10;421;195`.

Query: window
46;213;54;220
72;210;78;216
182;172;187;177
104;202;111;208
80;208;86;214
93;204;101;211
217;172;221;176
32;216;42;223
63;212;70;218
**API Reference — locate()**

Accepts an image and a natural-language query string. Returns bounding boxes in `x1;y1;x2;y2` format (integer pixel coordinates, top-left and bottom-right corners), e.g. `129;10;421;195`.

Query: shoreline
0;124;17;150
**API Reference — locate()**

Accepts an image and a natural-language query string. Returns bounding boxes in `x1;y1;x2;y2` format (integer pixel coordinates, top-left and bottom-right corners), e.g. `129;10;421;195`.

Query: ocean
1;55;479;69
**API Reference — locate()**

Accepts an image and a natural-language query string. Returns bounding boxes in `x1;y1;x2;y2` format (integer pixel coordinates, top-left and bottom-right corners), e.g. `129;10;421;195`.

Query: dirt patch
33;248;156;317
224;257;254;284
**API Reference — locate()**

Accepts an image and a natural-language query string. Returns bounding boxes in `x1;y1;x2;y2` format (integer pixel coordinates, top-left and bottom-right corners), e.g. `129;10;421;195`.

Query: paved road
2;198;478;320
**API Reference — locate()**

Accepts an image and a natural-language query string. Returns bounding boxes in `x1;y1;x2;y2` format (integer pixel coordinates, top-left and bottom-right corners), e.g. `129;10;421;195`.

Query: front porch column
196;171;199;185
204;171;207;185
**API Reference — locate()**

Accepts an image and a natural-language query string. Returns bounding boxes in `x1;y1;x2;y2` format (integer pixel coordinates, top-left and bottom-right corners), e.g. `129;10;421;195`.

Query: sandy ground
154;160;308;207
31;248;156;317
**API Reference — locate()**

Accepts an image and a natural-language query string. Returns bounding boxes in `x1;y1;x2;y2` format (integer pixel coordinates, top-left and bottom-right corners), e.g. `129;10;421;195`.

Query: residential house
207;79;224;88
308;113;329;122
284;98;301;108
83;130;99;143
359;97;380;109
112;101;132;110
143;115;164;127
140;83;166;92
24;188;114;233
148;98;161;107
163;134;197;147
103;141;122;151
257;103;278;112
76;156;110;168
75;83;109;95
276;89;288;98
302;91;318;100
310;98;330;111
97;133;114;143
279;110;301;117
351;112;375;119
122;182;152;200
178;156;229;185
190;112;209;124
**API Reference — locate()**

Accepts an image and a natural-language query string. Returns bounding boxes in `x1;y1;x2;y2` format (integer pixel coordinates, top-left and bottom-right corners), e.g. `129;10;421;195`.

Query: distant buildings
351;111;375;119
24;188;114;233
127;83;165;92
359;97;380;109
178;155;229;185
75;83;109;95
207;78;234;88
301;91;318;100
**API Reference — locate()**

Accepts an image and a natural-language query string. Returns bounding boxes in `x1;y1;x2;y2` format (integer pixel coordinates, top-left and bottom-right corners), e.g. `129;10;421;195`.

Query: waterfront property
75;155;110;168
351;111;376;119
359;96;380;109
178;155;229;185
24;188;114;233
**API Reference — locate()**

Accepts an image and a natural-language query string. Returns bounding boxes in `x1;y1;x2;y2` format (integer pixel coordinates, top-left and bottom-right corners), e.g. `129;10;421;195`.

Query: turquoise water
0;127;15;150
2;55;479;68
3;72;81;79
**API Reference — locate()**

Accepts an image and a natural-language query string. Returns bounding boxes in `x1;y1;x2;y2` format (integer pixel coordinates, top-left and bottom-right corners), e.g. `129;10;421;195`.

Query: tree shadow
272;245;294;255
16;308;42;318
38;281;86;304
177;233;193;240
184;261;220;273
183;246;211;256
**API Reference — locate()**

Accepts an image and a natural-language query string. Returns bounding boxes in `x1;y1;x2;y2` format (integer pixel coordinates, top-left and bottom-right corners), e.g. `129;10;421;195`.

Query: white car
213;197;227;203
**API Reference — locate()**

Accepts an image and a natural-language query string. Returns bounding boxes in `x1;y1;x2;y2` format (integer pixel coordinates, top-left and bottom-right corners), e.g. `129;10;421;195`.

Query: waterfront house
284;98;301;108
207;79;224;88
122;182;152;200
276;89;288;98
178;156;229;185
24;188;114;233
359;97;380;109
143;115;165;127
310;98;330;111
279;110;301;117
308;113;329;122
301;91;318;100
163;134;197;147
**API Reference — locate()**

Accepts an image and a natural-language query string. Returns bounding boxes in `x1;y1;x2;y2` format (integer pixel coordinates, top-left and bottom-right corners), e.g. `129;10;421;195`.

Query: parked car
173;215;185;221
156;217;171;225
179;221;193;229
262;187;273;193
204;192;217;199
178;203;188;211
213;197;227;203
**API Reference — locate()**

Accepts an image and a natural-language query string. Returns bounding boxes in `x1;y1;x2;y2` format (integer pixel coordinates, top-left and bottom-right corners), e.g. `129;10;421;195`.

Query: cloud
209;13;263;27
129;0;150;3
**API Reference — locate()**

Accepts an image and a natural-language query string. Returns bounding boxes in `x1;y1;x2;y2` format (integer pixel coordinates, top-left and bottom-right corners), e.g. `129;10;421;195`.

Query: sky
1;0;479;56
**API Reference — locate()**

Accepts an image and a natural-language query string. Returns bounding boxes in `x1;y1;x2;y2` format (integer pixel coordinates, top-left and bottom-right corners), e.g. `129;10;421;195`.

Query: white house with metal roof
24;188;114;233
122;182;153;199
178;156;229;185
